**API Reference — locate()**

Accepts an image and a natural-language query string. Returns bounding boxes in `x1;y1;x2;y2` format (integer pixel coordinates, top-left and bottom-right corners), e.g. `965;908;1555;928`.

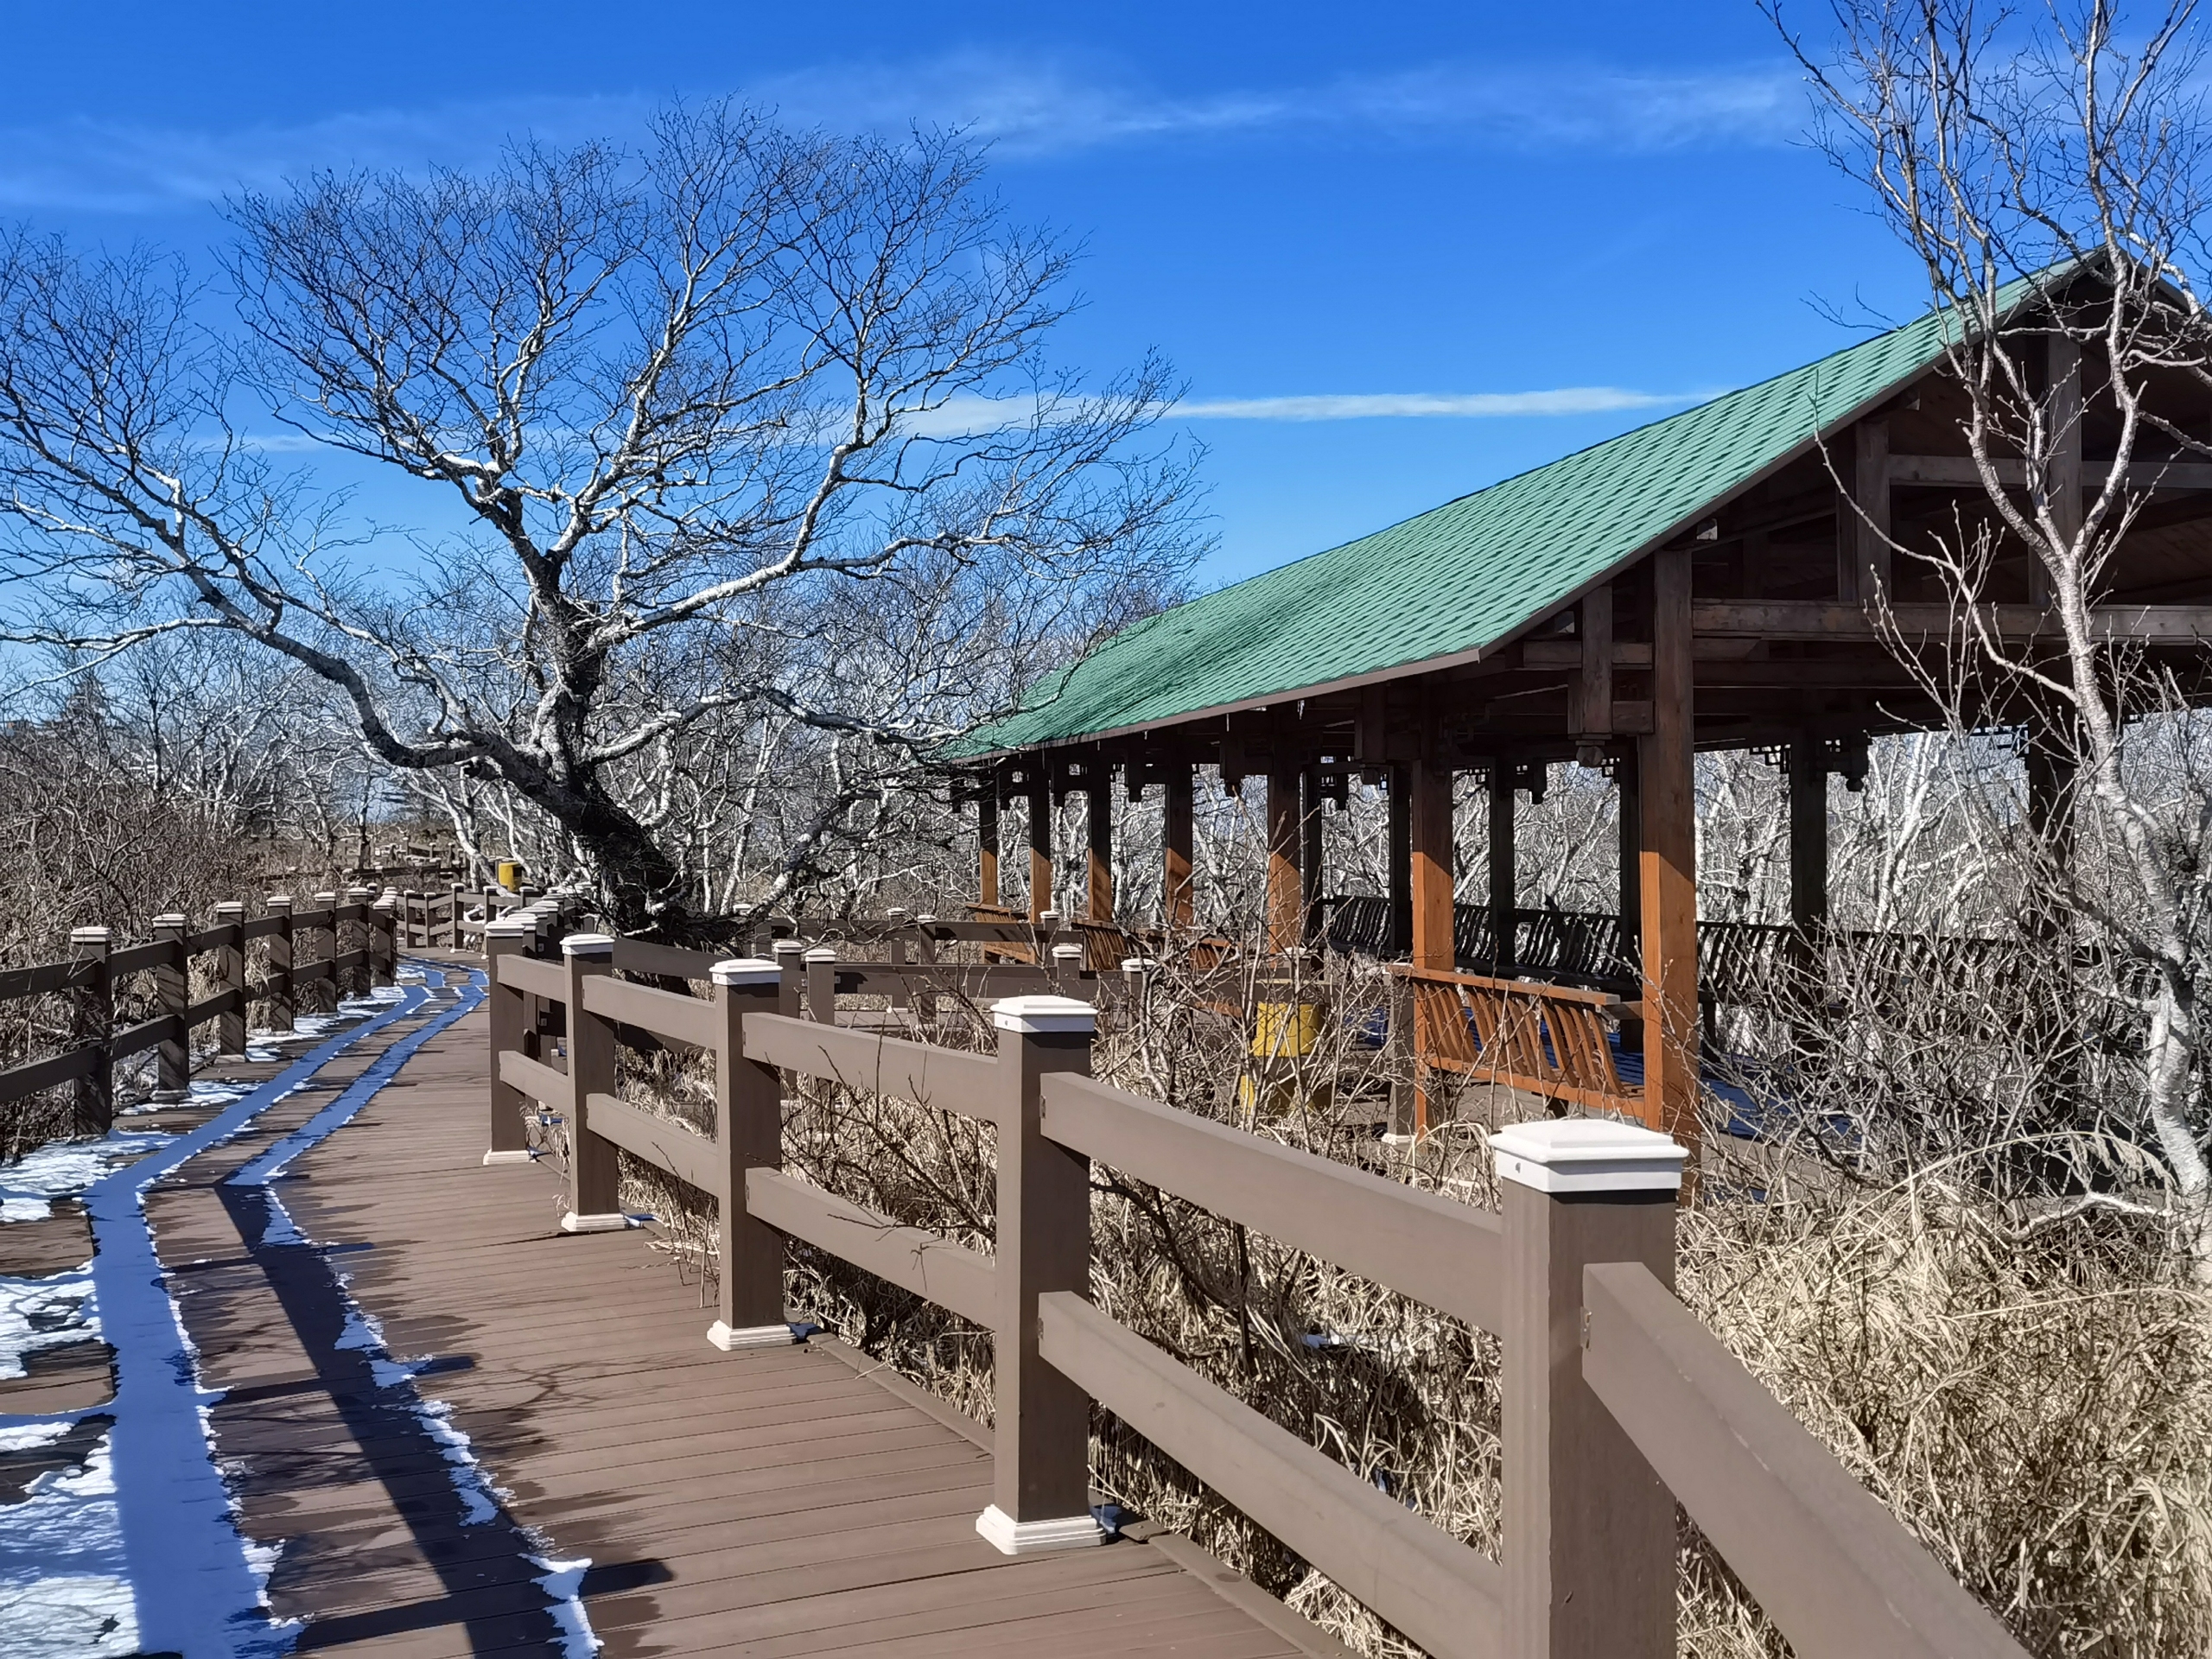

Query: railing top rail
1389;960;1624;1008
741;1008;997;1122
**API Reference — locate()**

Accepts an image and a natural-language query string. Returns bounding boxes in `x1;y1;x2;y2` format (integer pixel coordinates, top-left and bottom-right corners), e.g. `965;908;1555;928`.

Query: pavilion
952;270;2212;1144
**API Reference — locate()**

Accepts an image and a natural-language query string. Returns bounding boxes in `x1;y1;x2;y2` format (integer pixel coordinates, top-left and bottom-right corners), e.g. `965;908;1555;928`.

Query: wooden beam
978;788;1001;909
1489;766;1517;972
1787;733;1827;933
1890;451;2212;491
1301;766;1325;947
1266;766;1302;954
1693;600;2212;640
1162;760;1195;932
1846;418;1891;602
1641;545;1700;1155
2043;333;2082;609
1615;745;1642;1052
1389;764;1413;955
1573;583;1613;739
1085;769;1113;924
1027;768;1052;924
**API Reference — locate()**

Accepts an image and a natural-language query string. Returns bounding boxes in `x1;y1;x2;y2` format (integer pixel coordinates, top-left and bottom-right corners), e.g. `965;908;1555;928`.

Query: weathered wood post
804;945;837;1025
448;881;467;948
885;909;912;1016
151;912;190;1103
1085;766;1114;924
1162;760;1195;934
709;957;791;1350
1494;1118;1685;1659
1613;747;1643;1053
482;917;537;1166
978;784;1002;908
1490;766;1518;972
309;891;339;1014
1266;766;1302;955
1409;753;1456;1134
1641;543;1700;1153
1051;939;1084;995
558;932;626;1232
264;894;296;1033
345;886;374;997
212;902;247;1059
772;938;807;1019
1027;765;1053;924
69;926;112;1135
372;889;397;988
978;994;1104;1554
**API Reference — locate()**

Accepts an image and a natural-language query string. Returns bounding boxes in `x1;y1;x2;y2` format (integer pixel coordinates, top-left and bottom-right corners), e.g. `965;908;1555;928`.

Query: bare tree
1777;0;2212;1268
0;101;1198;934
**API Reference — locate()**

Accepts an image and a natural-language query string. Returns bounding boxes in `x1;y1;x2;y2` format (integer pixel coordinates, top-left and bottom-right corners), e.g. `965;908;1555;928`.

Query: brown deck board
131;978;1317;1659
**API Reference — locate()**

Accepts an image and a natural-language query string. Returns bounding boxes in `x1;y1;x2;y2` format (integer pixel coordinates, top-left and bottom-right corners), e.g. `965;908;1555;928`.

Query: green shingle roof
958;282;2035;759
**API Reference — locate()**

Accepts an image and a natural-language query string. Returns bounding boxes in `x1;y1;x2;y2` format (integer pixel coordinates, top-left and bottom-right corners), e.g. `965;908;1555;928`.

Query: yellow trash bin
1239;982;1331;1120
495;859;526;893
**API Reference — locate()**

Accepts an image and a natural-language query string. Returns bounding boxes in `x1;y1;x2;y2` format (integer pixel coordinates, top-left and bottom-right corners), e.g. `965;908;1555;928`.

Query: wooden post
804;945;837;1025
1843;417;1891;603
1410;757;1455;1135
1163;761;1195;933
448;881;467;948
1613;750;1643;1050
1051;940;1085;995
709;957;790;1349
1495;1118;1685;1659
310;891;338;1014
557;932;626;1232
151;912;190;1103
1266;766;1301;955
1301;766;1325;948
979;787;1002;909
1027;769;1053;925
773;938;807;1020
371;890;397;988
2041;331;2083;608
1490;766;1518;972
1641;543;1700;1152
1389;764;1413;956
212;902;246;1059
978;994;1105;1554
482;918;537;1165
1788;733;1828;936
69;927;112;1135
1574;583;1615;747
345;886;373;997
264;894;295;1033
1085;769;1114;924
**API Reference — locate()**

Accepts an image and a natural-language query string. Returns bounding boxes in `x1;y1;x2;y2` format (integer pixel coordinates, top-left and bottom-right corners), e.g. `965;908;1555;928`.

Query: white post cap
803;945;838;963
266;893;293;906
561;933;616;959
771;937;806;956
887;906;908;919
1051;943;1084;967
70;925;111;945
1122;957;1156;974
153;912;188;927
994;995;1097;1034
712;957;781;987
915;913;938;926
213;901;245;918
1489;1119;1689;1195
485;917;536;938
1039;909;1062;926
314;890;337;901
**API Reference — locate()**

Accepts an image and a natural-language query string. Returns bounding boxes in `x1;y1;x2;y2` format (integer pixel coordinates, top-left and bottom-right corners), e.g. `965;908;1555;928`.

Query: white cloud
893;385;1707;437
0;54;1804;213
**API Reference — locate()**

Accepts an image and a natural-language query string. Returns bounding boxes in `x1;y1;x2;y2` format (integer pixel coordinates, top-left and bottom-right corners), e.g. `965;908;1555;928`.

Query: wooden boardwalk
105;963;1330;1657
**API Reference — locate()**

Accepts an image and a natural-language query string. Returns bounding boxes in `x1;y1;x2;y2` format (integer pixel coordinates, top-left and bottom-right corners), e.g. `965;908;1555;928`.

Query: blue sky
0;0;1926;586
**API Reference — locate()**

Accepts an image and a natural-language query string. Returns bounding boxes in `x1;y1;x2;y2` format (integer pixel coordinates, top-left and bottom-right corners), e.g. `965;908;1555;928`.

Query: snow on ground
0;1424;137;1658
0;1261;95;1381
0;1130;178;1224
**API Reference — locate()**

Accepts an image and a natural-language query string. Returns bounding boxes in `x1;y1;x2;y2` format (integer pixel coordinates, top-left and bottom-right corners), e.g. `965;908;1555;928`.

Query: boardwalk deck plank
127;982;1314;1658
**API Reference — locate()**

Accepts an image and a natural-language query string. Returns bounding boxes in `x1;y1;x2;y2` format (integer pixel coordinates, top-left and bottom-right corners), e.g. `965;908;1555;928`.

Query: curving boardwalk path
3;951;1334;1657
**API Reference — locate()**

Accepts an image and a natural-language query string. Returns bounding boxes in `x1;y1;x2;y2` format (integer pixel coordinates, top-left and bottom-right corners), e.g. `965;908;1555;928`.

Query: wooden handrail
1392;960;1639;1118
1582;1261;2027;1659
1039;1291;1504;1659
1041;1072;1504;1335
498;1047;572;1114
493;954;568;1001
582;1091;722;1198
747;1166;997;1326
582;975;721;1050
741;1011;997;1122
1388;961;1622;1008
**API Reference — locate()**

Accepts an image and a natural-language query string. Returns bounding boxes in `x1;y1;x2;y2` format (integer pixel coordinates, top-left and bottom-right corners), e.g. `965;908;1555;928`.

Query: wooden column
1085;769;1114;924
1497;1119;1683;1659
1388;764;1413;955
1489;766;1517;971
709;957;791;1350
1301;766;1325;947
1027;770;1052;925
1842;418;1891;603
978;787;1001;909
1613;748;1643;1052
2041;330;2083;608
1640;544;1700;1153
1788;733;1829;934
309;891;338;1014
557;932;626;1231
69;926;112;1135
1162;762;1195;932
980;995;1103;1553
151;912;189;1103
1410;757;1455;1135
212;902;246;1059
264;894;295;1033
481;918;535;1163
1266;766;1302;955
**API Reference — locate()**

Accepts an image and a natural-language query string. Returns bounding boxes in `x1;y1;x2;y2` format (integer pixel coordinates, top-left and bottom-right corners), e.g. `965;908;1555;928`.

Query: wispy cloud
0;53;1804;213
893;385;1709;437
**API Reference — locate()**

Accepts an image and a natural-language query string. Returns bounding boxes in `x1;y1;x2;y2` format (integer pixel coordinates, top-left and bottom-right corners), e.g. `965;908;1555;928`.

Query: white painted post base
707;1320;796;1351
558;1211;633;1234
481;1148;536;1166
974;1504;1106;1555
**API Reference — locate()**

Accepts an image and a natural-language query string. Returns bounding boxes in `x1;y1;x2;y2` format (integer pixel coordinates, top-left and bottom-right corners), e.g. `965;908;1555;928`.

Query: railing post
558;932;626;1233
885;910;912;1014
69;926;112;1135
1494;1118;1686;1659
772;938;807;1019
804;945;836;1025
482;918;537;1166
448;881;467;948
708;957;790;1349
151;912;190;1103
212;902;246;1059
978;994;1104;1555
345;886;374;996
1050;939;1084;995
310;890;338;1013
264;894;295;1033
372;889;397;988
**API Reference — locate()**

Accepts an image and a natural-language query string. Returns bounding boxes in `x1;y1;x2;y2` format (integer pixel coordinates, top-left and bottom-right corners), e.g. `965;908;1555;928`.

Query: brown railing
478;916;2026;1659
0;888;402;1133
1390;963;1640;1120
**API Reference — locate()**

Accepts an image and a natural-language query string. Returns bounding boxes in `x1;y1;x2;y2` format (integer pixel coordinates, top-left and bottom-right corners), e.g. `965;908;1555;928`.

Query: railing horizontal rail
1039;1291;1503;1659
107;939;179;977
747;1166;997;1325
584;1091;721;1198
113;1014;183;1061
290;907;334;930
241;915;288;942
607;938;721;981
1389;962;1622;1008
186;923;235;953
495;955;569;1001
582;976;720;1050
1581;1261;2026;1659
835;963;1066;1000
0;961;85;1001
188;988;245;1025
499;1048;572;1114
0;1044;97;1105
1040;1073;1503;1334
742;1012;996;1122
